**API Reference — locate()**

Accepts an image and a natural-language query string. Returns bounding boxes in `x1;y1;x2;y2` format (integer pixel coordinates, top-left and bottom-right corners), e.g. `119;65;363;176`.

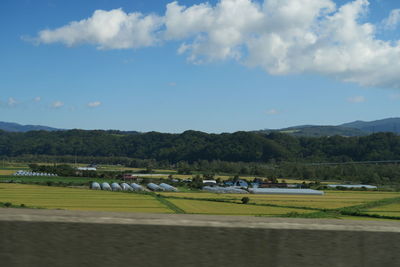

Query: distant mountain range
0;122;60;132
1;118;400;136
258;118;400;137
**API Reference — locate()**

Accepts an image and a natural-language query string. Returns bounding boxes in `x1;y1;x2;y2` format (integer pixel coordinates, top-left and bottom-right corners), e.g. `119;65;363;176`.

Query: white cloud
347;95;366;103
37;9;163;49
266;108;279;115
87;101;102;107
166;0;264;62
32;0;400;89
8;97;17;107
168;82;177;86
51;101;64;108
34;96;41;102
382;9;400;30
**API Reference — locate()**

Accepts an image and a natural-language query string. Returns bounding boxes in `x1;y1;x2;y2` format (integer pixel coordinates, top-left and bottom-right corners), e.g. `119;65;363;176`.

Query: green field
0;184;171;213
0;170;16;175
160;191;400;209
1;183;400;220
362;203;400;217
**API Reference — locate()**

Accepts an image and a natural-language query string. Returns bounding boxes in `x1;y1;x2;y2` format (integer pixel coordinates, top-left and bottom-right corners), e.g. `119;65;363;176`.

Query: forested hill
0;121;60;132
257;117;400;137
340;118;400;134
1;130;400;163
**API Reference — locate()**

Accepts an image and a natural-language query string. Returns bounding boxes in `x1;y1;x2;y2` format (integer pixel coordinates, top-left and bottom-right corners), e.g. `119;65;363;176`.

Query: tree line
1;130;400;163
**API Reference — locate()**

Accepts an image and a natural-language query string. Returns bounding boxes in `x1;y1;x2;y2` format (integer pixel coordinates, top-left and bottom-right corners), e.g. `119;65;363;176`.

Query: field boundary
152;194;186;214
338;197;400;220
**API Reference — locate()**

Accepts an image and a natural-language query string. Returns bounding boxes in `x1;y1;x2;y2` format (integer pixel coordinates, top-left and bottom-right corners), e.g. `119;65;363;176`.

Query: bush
4;202;12;208
241;197;250;204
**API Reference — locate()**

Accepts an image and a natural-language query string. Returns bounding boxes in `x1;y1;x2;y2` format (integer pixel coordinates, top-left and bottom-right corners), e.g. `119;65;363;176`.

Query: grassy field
362;203;400;217
0;183;171;213
1;183;399;220
160;191;400;209
0;170;16;175
168;198;314;216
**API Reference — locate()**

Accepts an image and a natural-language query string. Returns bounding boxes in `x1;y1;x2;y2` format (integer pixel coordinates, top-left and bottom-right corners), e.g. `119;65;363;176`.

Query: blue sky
1;0;400;133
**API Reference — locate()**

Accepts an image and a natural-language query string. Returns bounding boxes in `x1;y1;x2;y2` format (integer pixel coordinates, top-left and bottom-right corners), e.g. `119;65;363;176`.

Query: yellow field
0;170;16;175
0;183;171;213
168;199;314;216
161;191;400;209
2;183;399;220
363;203;400;217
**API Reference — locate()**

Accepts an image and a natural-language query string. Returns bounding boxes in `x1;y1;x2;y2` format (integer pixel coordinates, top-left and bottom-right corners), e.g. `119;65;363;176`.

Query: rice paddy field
160;191;400;209
168;198;314;216
0;170;16;175
362;203;400;217
1;183;400;220
0;184;171;213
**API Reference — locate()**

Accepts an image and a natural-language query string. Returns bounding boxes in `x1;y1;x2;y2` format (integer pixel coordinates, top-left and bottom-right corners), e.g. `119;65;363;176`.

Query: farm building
121;174;139;181
14;171;57;177
121;183;133;191
203;186;248;194
147;183;164;191
258;182;288;188
159;183;178;192
77;167;97;171
223;181;234;186
111;183;122;191
101;182;111;191
90;182;101;190
130;183;144;191
233;180;248;187
203;180;217;186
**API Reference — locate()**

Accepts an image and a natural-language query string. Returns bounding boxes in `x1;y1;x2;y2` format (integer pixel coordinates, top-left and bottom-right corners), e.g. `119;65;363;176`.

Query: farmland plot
161;191;400;209
363;203;400;217
168;198;314;216
0;183;171;213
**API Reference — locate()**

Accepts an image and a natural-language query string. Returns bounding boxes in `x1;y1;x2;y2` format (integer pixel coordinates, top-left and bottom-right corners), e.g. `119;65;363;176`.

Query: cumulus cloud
87;101;102;108
51;101;64;108
37;9;163;49
32;0;400;89
347;95;366;103
34;96;41;102
382;9;400;30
